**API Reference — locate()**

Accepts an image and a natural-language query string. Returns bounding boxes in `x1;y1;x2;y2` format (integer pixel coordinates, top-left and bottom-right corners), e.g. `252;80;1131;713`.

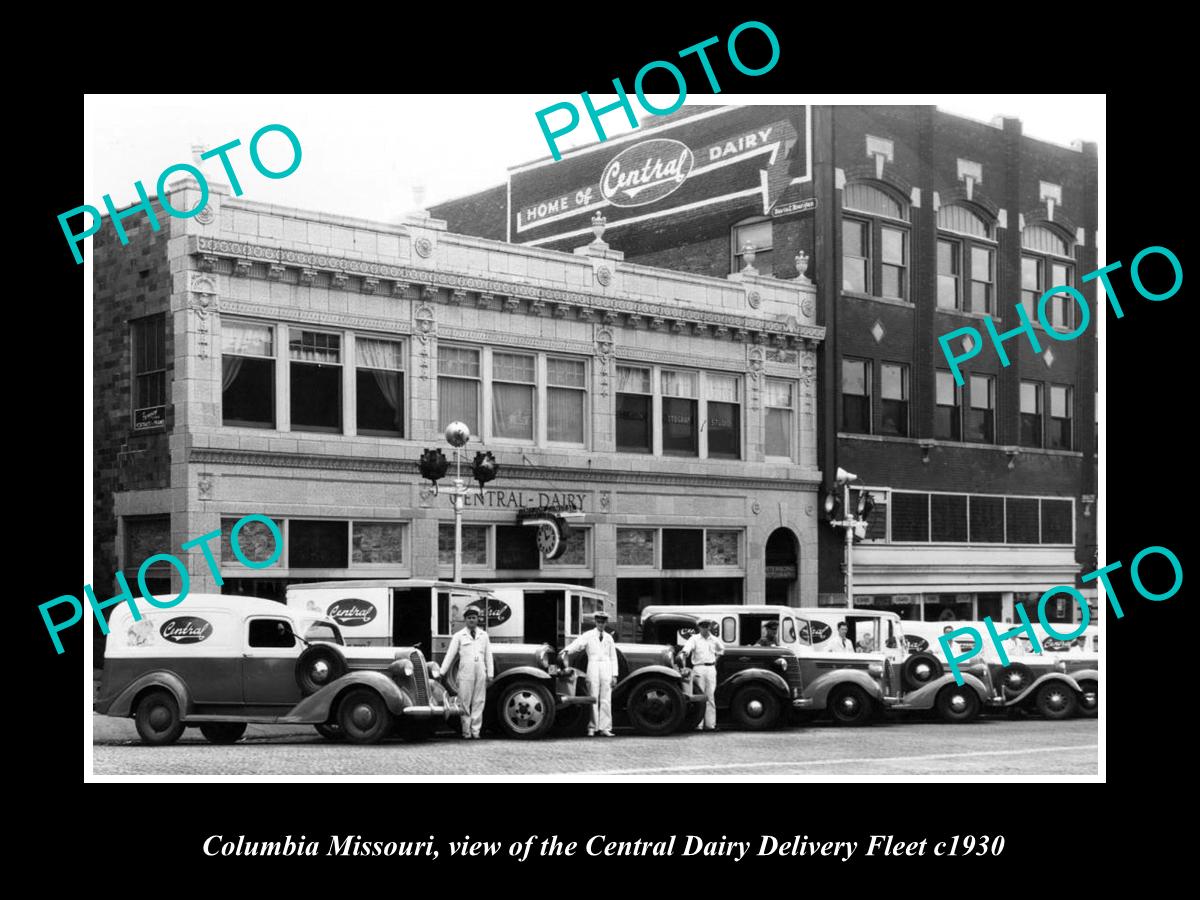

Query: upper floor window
1020;381;1043;448
131;314;166;431
880;363;909;437
1048;384;1073;450
1021;224;1076;330
289;329;342;433
965;374;995;444
492;352;536;441
222;320;275;429
842;182;910;301
616;365;742;459
731;217;773;275
356;337;405;437
547;357;587;444
937;205;996;314
438;346;481;438
934;369;961;441
764;379;795;460
841;358;871;434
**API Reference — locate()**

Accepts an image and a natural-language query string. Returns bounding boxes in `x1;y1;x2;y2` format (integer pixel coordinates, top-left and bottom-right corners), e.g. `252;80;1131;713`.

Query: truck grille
409;649;429;704
786;663;805;694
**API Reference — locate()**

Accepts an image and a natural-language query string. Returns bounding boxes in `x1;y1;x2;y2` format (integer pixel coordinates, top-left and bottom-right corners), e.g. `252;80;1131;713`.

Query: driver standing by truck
563;610;618;737
682;618;724;732
441;607;494;740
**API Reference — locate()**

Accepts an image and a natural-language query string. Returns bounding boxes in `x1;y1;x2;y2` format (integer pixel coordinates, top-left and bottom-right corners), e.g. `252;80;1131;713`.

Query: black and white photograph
78;92;1109;781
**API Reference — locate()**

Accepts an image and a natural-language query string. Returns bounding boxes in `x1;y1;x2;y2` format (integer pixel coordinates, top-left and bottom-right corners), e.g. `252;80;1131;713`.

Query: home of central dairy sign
509;105;808;247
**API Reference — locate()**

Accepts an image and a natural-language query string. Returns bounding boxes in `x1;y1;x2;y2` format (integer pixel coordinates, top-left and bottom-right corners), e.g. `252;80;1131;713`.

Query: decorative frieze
362;277;380;294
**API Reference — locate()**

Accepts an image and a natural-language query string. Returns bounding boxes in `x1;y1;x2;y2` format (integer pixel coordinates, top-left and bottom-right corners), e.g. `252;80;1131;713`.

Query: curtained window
547;357;586;444
356;337;405;437
492;352;535;441
222;320;275;428
661;369;698;456
705;373;740;459
438;346;480;438
1020;381;1043;448
616;365;652;452
764;379;794;459
934;370;960;441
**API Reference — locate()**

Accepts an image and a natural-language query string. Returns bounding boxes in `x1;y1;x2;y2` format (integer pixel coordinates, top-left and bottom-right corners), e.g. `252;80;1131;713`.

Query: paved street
92;715;1098;776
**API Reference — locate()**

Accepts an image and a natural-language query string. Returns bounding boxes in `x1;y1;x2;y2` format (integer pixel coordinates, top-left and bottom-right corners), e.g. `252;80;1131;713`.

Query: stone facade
93;175;824;653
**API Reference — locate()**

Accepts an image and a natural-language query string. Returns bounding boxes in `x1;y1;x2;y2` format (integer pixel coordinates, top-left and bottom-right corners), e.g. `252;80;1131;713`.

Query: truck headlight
537;647;553;671
775;657;789;672
868;663;883;676
427;661;441;680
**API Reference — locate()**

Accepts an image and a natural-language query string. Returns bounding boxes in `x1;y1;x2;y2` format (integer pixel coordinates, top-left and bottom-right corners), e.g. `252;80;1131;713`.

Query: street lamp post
824;467;875;610
418;423;498;584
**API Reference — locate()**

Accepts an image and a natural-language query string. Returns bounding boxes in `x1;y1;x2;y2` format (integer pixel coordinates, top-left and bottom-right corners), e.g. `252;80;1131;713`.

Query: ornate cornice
186;447;821;491
189;235;825;344
218;300;413;335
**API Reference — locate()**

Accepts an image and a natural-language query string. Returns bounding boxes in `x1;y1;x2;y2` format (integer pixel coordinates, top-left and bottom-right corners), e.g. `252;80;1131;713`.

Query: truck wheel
935;685;980;723
496;681;556;740
315;723;345;741
1076;679;1098;718
680;694;706;732
627;678;686;736
1035;681;1078;720
337;688;393;744
199;722;247;744
828;684;875;726
296;645;347;696
730;684;781;730
902;652;944;690
134;690;185;746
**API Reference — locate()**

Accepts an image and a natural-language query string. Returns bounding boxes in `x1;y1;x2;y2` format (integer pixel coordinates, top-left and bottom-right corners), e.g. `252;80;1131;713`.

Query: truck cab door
242;616;304;707
392;587;433;652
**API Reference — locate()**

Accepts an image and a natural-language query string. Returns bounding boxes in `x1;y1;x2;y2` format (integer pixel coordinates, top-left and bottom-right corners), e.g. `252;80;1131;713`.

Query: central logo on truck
481;601;512;629
160;616;213;644
601;139;694;208
327;600;377;626
903;635;930;652
799;621;832;644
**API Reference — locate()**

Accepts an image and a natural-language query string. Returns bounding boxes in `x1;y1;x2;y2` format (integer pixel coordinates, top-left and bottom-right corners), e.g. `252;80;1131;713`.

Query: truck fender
612;665;684;705
720;668;789;700
806;668;884;706
1006;672;1082;707
492;667;552;687
285;670;409;723
1069;667;1099;684
103;670;192;718
903;672;991;708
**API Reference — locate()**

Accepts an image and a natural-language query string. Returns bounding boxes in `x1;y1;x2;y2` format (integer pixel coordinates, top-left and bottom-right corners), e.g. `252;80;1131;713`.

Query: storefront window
352;522;405;564
617;528;655;566
705;530;741;567
438;523;488;566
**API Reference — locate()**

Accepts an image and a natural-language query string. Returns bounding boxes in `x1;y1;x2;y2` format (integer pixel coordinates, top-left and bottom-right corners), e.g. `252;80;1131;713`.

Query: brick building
92;163;824;657
431;104;1099;624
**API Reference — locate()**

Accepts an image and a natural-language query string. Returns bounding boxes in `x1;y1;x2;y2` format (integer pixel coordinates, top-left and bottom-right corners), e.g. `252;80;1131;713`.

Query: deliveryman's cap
763;620;779;629
593;610;610;620
698;617;716;627
463;607;481;619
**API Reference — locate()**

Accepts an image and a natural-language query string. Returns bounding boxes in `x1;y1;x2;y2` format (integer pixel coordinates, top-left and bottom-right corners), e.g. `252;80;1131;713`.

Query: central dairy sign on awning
508;105;809;247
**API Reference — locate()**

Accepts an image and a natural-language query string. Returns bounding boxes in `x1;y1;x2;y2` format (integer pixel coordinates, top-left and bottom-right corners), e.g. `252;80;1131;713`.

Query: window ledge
935;308;993;321
837;433;1082;458
841;291;915;309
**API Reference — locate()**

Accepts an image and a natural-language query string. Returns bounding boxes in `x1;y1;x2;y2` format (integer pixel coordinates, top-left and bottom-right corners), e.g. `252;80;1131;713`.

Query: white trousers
692;664;718;729
457;662;487;737
586;663;614;734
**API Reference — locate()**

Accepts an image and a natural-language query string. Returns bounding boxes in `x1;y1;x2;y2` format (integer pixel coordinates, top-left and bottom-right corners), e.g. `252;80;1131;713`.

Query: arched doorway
765;528;799;606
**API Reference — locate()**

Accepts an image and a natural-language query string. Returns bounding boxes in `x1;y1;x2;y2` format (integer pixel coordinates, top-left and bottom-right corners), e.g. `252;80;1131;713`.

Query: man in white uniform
829;621;856;653
564;610;618;736
440;606;494;739
681;618;724;731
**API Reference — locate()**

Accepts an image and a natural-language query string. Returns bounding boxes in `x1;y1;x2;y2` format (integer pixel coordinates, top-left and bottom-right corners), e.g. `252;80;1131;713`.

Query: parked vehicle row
93;585;1099;746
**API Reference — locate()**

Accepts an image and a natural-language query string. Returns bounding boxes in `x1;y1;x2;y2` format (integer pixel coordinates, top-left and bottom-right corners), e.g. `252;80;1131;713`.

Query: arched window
842;181;910;300
1022;224;1070;256
937;204;991;238
844;183;909;221
731;216;773;275
1020;224;1076;331
936;204;996;314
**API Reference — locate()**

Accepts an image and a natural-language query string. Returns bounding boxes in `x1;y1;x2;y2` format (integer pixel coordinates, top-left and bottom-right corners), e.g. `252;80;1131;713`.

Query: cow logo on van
601;139;694;208
903;635;930;652
799;621;832;644
160;616;213;644
327;600;377;627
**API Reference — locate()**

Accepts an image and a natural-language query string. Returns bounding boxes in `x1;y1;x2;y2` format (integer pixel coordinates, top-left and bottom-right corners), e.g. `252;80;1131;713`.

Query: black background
20;13;1187;882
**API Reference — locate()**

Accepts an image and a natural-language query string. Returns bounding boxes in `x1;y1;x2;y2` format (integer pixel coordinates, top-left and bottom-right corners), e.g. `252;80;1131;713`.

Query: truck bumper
791;698;815;709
